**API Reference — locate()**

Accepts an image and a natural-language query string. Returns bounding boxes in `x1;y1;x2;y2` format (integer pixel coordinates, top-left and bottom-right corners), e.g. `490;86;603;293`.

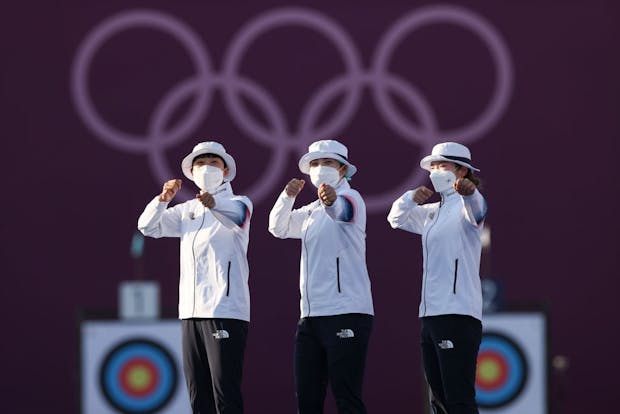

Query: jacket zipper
226;261;231;296
336;257;341;293
453;259;459;294
422;204;442;316
303;223;311;316
191;207;207;316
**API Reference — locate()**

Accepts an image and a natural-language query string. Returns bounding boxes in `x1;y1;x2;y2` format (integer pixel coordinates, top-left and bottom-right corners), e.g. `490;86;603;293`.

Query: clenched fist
196;192;216;209
159;179;182;202
318;183;337;206
454;178;476;196
285;178;305;197
412;186;434;204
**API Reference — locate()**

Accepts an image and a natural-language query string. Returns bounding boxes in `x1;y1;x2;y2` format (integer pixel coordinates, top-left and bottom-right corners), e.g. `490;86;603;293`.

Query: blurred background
2;0;619;413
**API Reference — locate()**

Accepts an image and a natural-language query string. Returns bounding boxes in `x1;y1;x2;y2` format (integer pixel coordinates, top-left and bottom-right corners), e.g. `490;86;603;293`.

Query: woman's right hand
159;179;182;202
412;186;434;204
285;178;305;197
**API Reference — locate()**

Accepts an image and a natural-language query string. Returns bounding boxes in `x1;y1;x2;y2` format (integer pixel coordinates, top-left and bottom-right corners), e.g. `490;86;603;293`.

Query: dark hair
192;153;226;167
455;165;481;187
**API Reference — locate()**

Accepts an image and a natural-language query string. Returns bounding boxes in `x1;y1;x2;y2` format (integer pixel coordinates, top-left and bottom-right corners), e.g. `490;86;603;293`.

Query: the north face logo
212;330;230;339
438;339;454;349
336;329;355;339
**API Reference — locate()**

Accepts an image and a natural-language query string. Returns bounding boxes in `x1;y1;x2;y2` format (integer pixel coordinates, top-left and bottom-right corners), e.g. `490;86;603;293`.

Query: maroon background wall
2;0;619;413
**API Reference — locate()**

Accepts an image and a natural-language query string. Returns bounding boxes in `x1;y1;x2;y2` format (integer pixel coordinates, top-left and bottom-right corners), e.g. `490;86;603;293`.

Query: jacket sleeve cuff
324;196;354;222
150;195;169;210
463;189;487;224
403;190;417;206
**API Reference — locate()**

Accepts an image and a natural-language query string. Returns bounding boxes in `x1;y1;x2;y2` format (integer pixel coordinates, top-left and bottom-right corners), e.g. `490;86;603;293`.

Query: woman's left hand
318;184;337;206
196;192;216;208
454;178;476;196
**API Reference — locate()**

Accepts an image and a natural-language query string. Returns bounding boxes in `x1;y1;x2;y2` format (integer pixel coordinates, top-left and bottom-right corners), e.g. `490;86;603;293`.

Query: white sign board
119;281;160;320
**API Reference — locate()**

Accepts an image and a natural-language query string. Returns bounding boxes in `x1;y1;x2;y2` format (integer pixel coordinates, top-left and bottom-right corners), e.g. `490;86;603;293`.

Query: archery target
99;339;177;413
81;320;191;414
478;312;548;414
476;332;527;408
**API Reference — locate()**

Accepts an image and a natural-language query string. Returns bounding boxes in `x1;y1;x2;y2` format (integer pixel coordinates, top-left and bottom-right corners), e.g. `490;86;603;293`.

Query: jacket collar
440;188;457;206
199;181;233;197
334;178;351;192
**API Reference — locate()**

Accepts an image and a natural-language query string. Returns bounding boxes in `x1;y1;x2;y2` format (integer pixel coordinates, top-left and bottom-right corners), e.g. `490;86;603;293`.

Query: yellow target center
127;365;151;390
478;359;500;382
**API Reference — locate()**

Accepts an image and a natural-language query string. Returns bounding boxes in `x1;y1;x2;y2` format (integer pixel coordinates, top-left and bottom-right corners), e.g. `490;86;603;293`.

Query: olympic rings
70;5;513;211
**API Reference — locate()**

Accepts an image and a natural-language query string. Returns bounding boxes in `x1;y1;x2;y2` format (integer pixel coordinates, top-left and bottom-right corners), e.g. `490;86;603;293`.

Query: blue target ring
475;331;528;408
99;338;178;413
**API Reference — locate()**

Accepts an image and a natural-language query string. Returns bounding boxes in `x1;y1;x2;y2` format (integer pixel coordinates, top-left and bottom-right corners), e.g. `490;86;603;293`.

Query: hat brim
298;151;357;177
181;149;237;182
420;154;480;172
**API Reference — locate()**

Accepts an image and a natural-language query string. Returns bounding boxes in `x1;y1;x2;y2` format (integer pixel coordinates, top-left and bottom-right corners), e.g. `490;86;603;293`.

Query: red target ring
476;350;509;391
475;332;528;408
119;358;160;397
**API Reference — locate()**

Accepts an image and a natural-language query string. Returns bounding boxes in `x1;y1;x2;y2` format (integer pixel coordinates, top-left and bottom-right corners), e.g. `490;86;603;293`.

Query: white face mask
429;169;456;193
309;165;341;188
193;165;224;193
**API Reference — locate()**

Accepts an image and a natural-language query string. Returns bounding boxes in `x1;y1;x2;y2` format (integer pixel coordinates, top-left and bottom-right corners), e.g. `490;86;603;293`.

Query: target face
99;338;178;413
476;332;528;408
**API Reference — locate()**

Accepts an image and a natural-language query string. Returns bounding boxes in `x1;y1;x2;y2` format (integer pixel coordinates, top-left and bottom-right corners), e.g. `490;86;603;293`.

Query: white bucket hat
420;142;480;172
181;141;237;182
298;140;357;177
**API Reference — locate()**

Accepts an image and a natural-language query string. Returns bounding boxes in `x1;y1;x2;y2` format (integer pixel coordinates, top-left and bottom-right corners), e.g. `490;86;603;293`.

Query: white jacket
269;180;374;318
388;188;487;320
138;183;252;321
